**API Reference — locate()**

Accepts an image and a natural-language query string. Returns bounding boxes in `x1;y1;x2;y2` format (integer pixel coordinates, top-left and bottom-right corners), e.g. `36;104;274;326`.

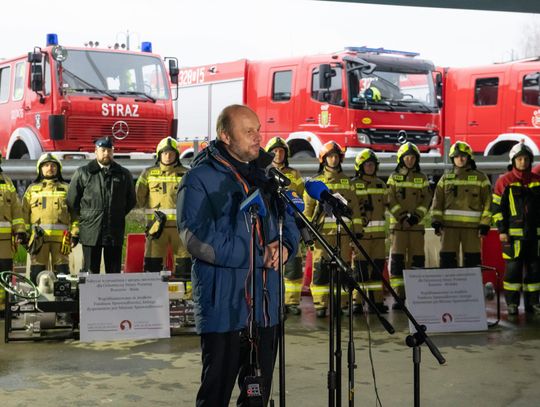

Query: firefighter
136;137;191;295
431;141;492;268
22;153;76;283
0;153;26;316
387;142;431;309
265;137;305;315
304;141;361;317
350;149;388;314
492;142;540;315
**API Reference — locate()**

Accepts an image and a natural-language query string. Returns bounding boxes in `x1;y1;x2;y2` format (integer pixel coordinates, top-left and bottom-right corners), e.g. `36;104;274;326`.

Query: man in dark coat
67;137;136;273
177;105;299;406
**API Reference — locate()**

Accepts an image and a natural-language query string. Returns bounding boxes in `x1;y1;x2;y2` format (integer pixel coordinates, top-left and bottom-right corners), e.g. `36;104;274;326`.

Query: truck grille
66;116;169;152
367;129;435;146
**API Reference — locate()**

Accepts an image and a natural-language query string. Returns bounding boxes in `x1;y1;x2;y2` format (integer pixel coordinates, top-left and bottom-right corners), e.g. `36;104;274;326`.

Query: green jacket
67;160;136;246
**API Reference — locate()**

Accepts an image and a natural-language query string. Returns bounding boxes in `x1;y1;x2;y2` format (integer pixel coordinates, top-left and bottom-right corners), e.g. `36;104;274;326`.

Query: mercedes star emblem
397;130;408;144
111;120;129;140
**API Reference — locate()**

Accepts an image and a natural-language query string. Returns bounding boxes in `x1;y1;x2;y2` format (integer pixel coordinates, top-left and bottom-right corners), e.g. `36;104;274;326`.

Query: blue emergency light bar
46;33;59;46
141;42;152;53
345;46;419;57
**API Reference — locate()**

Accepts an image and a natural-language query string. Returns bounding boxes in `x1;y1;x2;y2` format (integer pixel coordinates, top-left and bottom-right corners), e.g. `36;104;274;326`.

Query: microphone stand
333;218;447;407
276;186;395;406
276;197;287;407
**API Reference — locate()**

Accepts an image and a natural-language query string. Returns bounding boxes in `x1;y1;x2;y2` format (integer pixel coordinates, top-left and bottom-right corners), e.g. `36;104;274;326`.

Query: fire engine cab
177;47;442;158
442;58;540;156
0;33;179;160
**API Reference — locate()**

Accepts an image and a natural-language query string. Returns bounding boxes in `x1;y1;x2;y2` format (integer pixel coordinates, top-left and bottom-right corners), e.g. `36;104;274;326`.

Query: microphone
305;180;352;218
268;167;291;187
284;190;314;246
240;189;267;217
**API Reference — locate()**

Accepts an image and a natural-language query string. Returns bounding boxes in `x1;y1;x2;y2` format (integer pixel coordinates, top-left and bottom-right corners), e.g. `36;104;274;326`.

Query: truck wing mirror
27;51;42;63
167;58;179;85
30;64;43;93
362;63;376;75
319;64;334;89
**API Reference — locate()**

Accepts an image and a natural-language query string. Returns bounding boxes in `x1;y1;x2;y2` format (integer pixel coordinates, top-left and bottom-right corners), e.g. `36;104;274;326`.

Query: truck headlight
357;132;371;144
429;135;440;146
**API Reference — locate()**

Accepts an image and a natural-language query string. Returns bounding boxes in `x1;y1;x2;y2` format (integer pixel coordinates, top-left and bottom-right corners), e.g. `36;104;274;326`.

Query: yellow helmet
156;137;179;163
449;141;474;160
36;153;62;175
365;86;382;102
396;142;420;163
354;149;379;172
265;137;289;155
319;141;345;164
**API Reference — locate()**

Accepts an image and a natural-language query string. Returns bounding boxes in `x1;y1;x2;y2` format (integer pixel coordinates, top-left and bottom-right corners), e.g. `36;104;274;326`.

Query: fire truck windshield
58;49;169;100
347;63;437;113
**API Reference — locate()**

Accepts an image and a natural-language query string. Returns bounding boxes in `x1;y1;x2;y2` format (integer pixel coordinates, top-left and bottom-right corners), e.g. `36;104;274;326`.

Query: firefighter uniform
491;143;540;315
350;149;388;313
136;138;191;292
304;142;361;317
0;158;26;313
265;137;305;314
387;143;431;305
22;154;76;283
431;142;492;268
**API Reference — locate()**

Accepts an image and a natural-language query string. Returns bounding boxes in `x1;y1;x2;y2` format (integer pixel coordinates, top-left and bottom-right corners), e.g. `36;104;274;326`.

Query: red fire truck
0;34;179;160
177;47;442;158
442;58;540;156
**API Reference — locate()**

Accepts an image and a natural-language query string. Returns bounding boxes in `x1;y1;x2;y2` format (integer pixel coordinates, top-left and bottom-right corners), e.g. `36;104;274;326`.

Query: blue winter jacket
176;142;300;334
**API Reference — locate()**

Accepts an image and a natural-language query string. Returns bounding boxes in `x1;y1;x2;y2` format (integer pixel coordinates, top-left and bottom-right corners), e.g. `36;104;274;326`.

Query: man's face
325;152;341;169
403;154;417;169
160;150;178;165
96;146;113;165
363;160;376;175
453;153;468;168
41;162;58;178
221;109;261;162
515;155;531;171
272;147;286;166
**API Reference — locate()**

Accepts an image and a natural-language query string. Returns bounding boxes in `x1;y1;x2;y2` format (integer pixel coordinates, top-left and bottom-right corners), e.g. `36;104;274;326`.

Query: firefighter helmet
449;141;474;159
156;137;180;163
354;149;379;172
319;141;345;164
265;137;289;155
36;153;62;175
508;142;534;167
396;142;420;164
365;86;382;102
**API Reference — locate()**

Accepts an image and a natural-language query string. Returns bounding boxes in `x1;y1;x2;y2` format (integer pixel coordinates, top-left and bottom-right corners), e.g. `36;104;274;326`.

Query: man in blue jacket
177;104;299;407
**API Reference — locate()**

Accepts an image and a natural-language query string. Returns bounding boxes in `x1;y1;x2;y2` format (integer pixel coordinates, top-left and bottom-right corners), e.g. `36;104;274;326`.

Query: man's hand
499;233;509;243
264;241;289;269
432;221;443;236
15;232;28;245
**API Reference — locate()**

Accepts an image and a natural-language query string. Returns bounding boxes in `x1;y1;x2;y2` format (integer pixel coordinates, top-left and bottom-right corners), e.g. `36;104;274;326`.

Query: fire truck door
26;58;54;149
513;69;540;138
300;64;346;141
466;74;502;148
264;66;296;137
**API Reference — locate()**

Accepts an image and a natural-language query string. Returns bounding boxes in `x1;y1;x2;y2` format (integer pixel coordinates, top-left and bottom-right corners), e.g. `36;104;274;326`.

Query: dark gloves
407;214;420;226
15;232;28;245
71;235;80;248
432;221;443;236
478;224;490;236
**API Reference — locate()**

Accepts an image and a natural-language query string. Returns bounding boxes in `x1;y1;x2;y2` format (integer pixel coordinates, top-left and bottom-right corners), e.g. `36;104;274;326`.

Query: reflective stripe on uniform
0;184;16;192
509;228;523;237
390;277;404;287
492;194;501;205
509;188;517;217
524;282;540;292
390;204;401;215
364;220;386;233
503;281;522;291
285;281;303;293
442;209;482;223
30;191;67;198
147;176;183;183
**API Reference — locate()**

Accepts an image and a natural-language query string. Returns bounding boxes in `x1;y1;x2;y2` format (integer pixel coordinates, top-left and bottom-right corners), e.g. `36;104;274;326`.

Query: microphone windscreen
305;180;329;201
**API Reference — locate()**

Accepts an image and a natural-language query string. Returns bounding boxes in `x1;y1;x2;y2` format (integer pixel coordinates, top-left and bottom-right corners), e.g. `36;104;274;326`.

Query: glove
407;214;420;226
432;221;443;236
71;235;80;248
478;224;490;236
15;232;28;245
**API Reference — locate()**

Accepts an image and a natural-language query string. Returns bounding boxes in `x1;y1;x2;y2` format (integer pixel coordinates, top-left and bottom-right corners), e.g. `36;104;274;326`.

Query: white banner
79;273;170;342
404;267;487;333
